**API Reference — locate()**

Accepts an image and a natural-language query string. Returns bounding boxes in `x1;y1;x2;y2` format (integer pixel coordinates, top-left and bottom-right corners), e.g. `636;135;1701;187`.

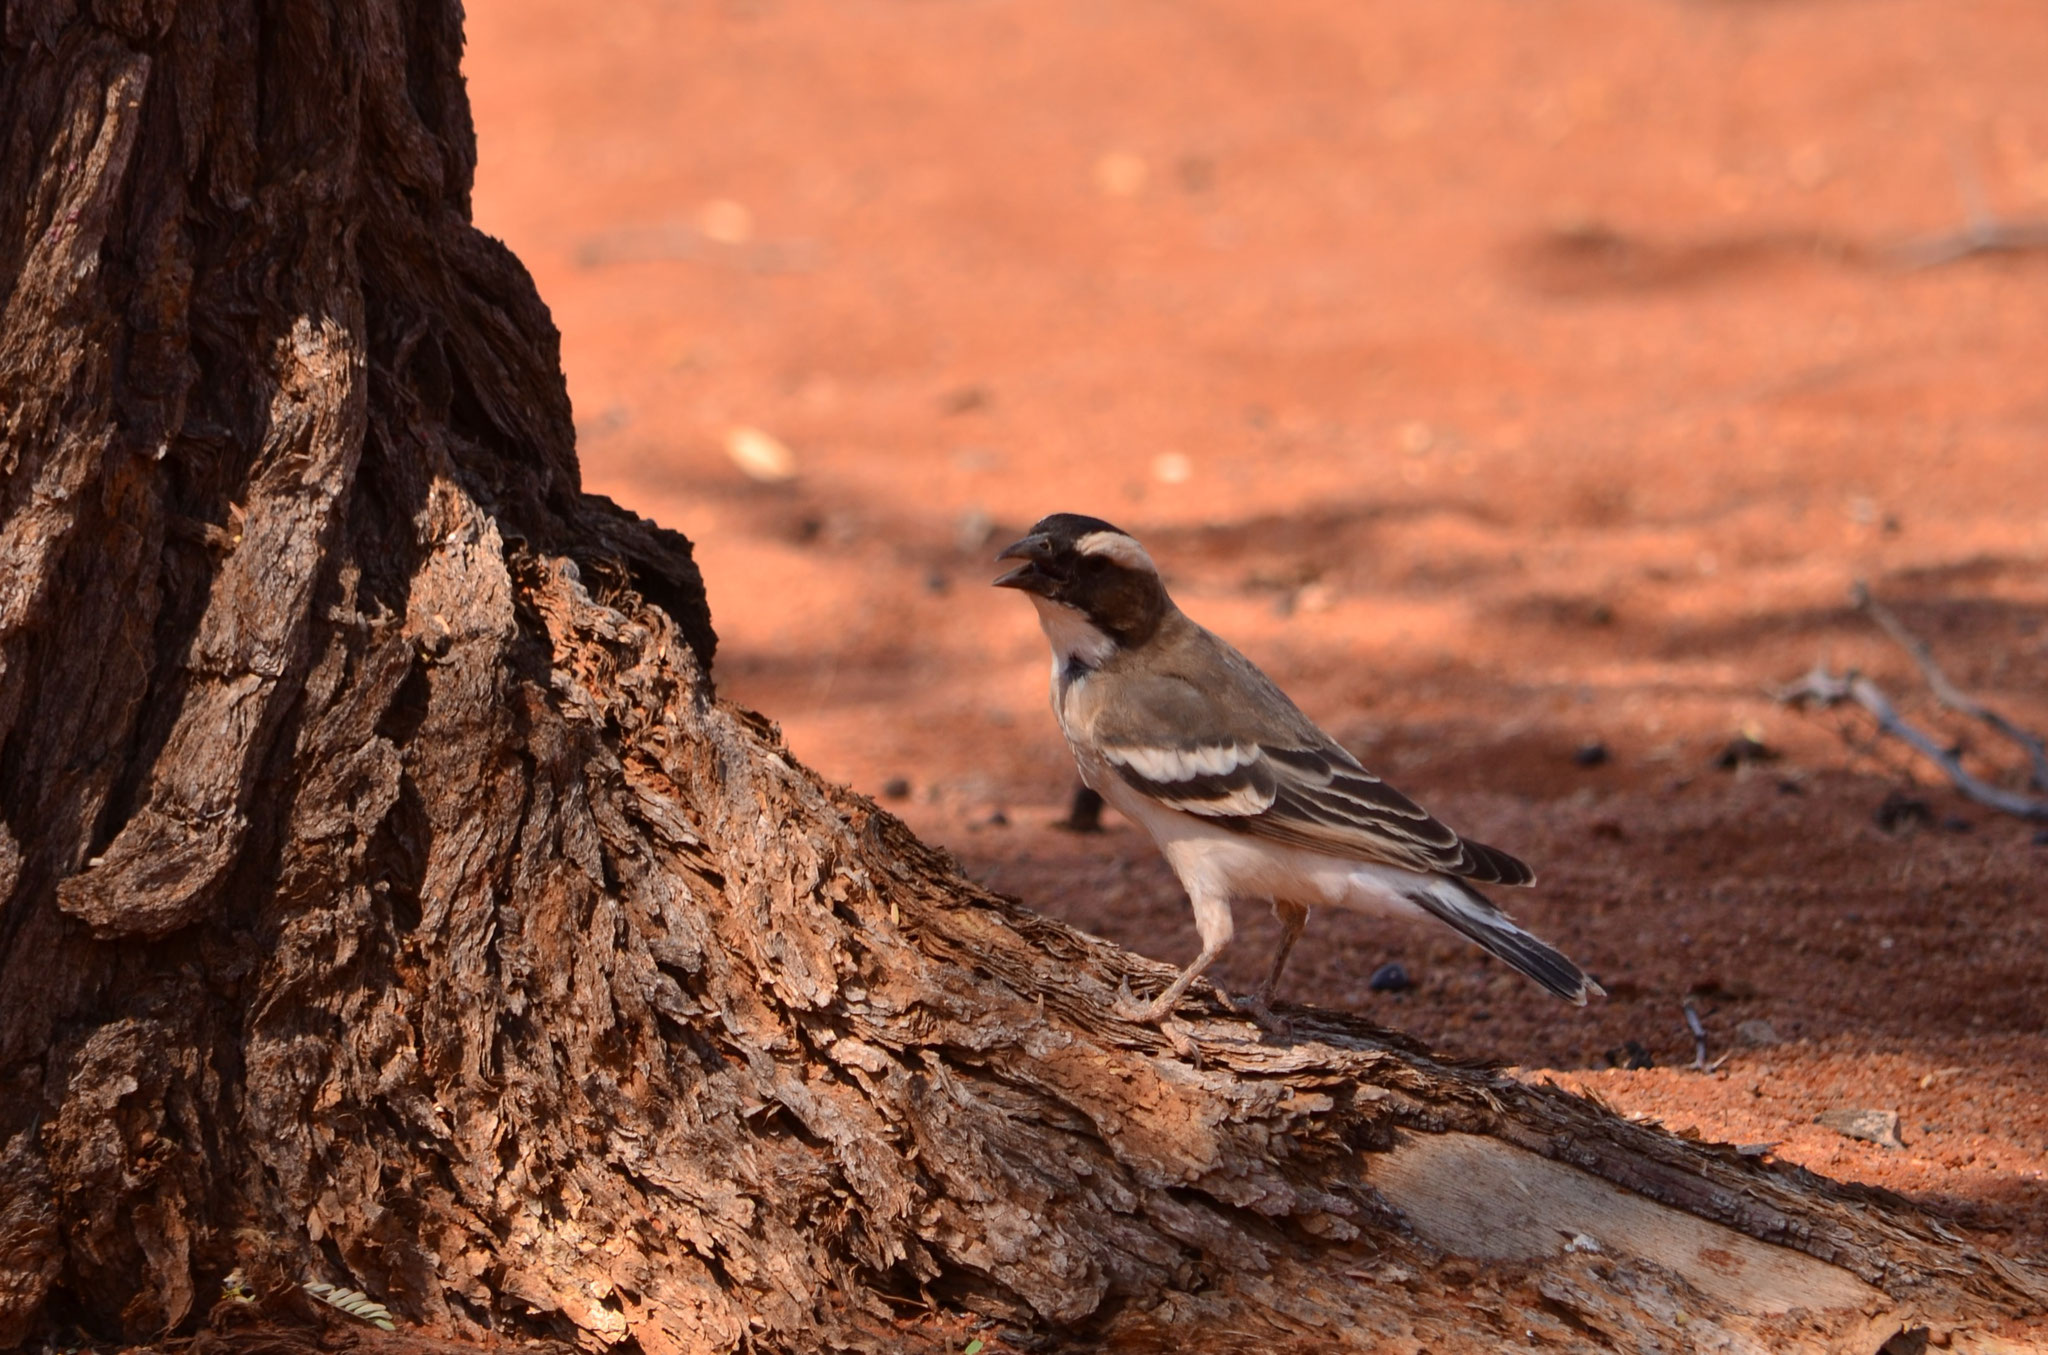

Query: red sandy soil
465;0;2048;1281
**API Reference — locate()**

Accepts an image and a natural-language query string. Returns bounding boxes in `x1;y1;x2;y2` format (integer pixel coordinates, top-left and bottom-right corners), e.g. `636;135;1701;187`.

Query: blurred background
467;0;2048;1251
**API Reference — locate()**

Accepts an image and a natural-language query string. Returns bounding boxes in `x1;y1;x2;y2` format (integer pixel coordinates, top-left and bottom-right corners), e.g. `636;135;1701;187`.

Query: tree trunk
0;4;2039;1353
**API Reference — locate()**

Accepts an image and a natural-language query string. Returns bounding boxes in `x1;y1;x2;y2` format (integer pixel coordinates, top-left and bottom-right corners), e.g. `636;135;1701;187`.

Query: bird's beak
992;533;1054;593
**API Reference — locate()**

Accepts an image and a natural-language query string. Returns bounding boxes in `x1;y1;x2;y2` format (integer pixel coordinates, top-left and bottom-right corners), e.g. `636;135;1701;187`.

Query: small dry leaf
1734;1018;1780;1047
725;426;797;482
1817;1107;1905;1150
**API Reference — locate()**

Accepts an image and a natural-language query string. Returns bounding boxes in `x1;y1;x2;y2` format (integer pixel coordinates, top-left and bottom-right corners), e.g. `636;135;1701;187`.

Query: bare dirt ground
466;0;2048;1277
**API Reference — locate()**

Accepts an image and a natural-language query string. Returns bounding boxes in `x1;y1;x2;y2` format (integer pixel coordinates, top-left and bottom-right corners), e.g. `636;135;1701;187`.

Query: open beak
993;533;1054;593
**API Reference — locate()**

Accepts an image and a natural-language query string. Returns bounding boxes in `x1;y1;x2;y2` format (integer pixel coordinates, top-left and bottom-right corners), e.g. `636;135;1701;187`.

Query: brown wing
1088;633;1535;885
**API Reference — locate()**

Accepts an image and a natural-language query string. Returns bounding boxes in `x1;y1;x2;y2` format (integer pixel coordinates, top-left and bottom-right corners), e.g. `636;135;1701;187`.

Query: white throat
1028;595;1116;672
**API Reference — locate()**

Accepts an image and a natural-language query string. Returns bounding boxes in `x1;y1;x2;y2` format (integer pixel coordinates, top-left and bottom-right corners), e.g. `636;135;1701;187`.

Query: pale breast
1052;668;1114;795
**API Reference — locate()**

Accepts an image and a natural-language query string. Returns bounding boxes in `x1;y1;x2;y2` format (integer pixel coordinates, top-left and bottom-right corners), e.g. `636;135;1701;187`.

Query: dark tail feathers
1406;881;1602;1005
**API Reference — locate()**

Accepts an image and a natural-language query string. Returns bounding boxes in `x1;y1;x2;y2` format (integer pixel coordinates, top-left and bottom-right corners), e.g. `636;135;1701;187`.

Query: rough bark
0;3;2040;1354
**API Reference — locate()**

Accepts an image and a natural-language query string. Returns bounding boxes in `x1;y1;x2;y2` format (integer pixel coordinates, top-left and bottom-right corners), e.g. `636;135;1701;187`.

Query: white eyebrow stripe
1073;530;1157;573
1108;743;1259;782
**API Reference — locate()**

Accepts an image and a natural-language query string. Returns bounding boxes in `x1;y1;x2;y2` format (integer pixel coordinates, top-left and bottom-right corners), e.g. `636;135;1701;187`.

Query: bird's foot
1159;1018;1200;1062
1114;976;1178;1025
1235;993;1292;1038
1232;980;1293;1036
1115;973;1250;1027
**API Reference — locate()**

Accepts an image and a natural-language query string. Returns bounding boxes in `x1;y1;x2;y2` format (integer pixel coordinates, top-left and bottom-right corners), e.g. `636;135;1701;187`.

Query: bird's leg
1231;899;1307;1036
1253;899;1309;1009
1118;893;1233;1024
1118;940;1229;1024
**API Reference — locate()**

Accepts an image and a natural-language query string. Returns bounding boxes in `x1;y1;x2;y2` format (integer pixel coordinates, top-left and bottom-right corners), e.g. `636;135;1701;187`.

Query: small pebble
1572;742;1609;767
725;425;796;482
1151;451;1192;484
1368;962;1411;993
2034;829;2048;847
1293;582;1334;614
1095;151;1148;197
696;198;753;244
1605;1040;1654;1071
940;385;990;415
1713;731;1776;769
880;777;912;800
1874;791;1932;832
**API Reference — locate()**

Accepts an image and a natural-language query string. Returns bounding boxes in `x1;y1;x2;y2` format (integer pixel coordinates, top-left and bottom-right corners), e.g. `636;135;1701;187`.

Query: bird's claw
1236;994;1292;1038
1114;975;1169;1024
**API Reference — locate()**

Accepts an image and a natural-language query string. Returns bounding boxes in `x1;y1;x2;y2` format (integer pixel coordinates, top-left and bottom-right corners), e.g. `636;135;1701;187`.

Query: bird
993;511;1602;1031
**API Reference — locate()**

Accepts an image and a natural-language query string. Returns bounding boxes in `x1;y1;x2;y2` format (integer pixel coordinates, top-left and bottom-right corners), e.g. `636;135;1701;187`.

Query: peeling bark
0;3;2041;1354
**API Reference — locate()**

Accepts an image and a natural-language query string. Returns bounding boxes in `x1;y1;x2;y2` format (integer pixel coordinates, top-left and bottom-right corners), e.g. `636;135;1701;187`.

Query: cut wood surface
0;3;2042;1354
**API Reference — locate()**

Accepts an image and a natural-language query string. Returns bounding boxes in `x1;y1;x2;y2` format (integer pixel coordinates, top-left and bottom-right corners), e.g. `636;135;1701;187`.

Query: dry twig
1890;141;2048;270
1851;583;2048;792
1682;1000;1708;1073
1890;218;2048;270
1779;667;2048;822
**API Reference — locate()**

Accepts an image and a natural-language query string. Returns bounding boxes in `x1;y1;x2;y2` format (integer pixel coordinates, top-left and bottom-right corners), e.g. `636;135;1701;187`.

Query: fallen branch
1852;583;2048;792
1779;667;2048;822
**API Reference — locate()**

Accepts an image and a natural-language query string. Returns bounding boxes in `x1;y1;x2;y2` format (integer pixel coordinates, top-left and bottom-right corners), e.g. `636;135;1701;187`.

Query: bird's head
994;513;1169;651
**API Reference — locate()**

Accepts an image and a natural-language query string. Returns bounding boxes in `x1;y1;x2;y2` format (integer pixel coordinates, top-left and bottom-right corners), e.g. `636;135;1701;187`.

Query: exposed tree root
0;6;2043;1355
